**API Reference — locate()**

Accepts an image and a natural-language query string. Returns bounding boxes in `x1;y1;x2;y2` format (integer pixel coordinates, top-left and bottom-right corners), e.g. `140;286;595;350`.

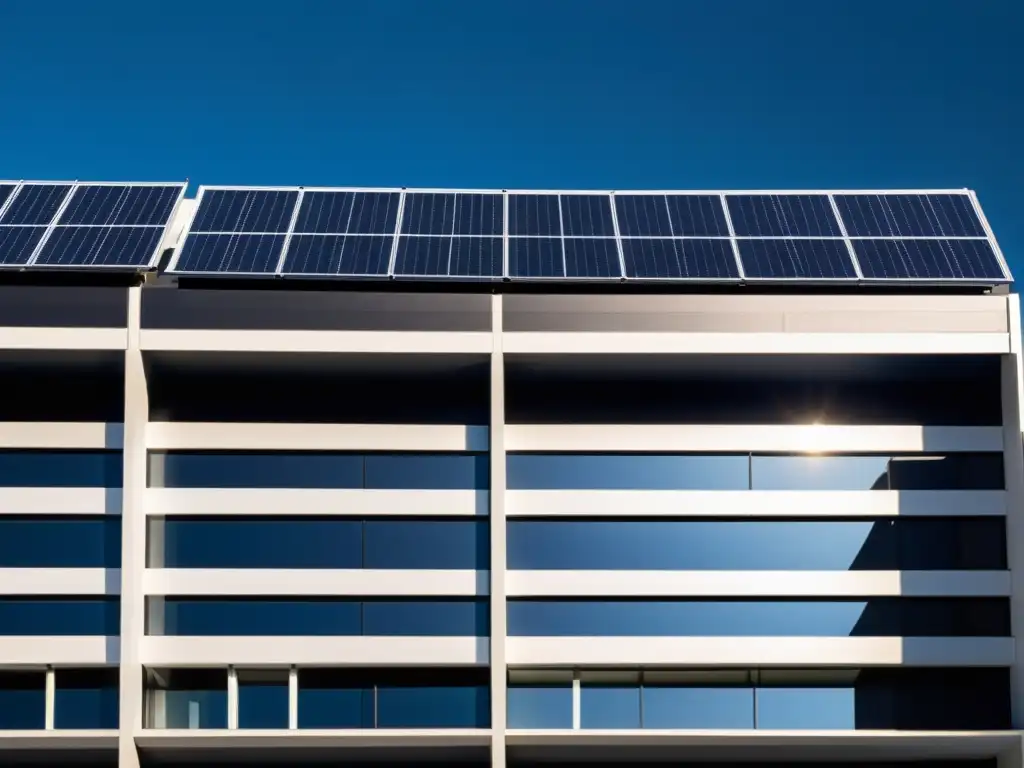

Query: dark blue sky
0;0;1019;269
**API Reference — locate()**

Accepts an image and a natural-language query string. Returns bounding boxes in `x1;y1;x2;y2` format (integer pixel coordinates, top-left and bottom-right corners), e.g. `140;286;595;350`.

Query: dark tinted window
298;669;373;729
0;671;44;730
238;673;288;729
580;684;640;729
54;668;118;729
756;686;854;730
146;669;227;729
154;598;487;636
643;684;755;729
508;519;1005;571
752;454;1003;491
149;452;363;489
376;685;489;728
364;454;488;490
0;451;121;487
0;517;120;567
507;454;748;490
364;520;489;569
507;599;1009;637
889;454;1004;490
507;683;573;729
0;598;119;635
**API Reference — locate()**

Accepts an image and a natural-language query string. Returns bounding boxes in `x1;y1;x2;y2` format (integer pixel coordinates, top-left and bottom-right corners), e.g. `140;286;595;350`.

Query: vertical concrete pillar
490;293;507;768
1003;294;1024;727
119;286;147;768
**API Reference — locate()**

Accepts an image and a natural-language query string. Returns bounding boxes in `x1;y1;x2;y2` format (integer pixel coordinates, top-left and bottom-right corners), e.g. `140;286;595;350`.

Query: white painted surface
140;636;489;666
146;422;488;451
0;568;120;595
0;636;118;665
506;489;1007;518
0;487;122;515
0;327;127;350
134;729;492;746
145;488;488;517
143;569;488;596
140;329;493;354
502;331;1010;356
506;636;1014;667
505;424;1002;453
506;570;1011;598
0;421;123;449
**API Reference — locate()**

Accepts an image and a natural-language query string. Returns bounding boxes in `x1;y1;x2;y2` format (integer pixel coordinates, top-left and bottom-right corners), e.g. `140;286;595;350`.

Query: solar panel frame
0;181;186;271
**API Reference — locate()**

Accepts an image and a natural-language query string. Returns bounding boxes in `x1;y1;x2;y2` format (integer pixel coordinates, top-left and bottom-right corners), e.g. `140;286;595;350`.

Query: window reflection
580;683;640;729
507;684;573;729
55;668;119;729
0;451;122;488
0;517;120;568
507;454;749;490
238;670;289;729
0;598;119;635
0;671;44;730
145;668;227;729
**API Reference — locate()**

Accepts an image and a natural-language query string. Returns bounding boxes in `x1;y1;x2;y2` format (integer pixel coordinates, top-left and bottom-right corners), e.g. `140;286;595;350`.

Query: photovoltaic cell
622;238;738;279
401;193;502;235
449;236;503;276
282;234;392;276
561;195;615;236
57;185;181;226
614;195;729;237
175;233;284;274
509;194;560;236
189;189;298;233
0;226;47;265
854;239;1005;281
727;194;841;237
0;184;72;226
834;194;986;237
293;191;400;235
394;236;502;277
739;239;856;279
0;185;15;211
563;238;621;278
509;237;562;277
614;195;673;237
34;226;165;267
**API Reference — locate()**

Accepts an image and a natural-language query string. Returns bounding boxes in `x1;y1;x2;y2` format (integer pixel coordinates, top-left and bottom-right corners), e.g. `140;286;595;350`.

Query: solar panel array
0;181;185;270
169;188;1012;285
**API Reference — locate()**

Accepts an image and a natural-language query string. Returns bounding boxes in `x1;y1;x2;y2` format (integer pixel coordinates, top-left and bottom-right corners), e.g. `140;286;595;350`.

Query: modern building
0;182;1022;768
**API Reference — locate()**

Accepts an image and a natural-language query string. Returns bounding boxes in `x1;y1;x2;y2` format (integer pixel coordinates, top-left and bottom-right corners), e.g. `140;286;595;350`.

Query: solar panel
0;184;16;211
189;188;298;233
739;239;857;279
293;191;400;234
393;236;502;278
854;239;1005;281
175;233;284;274
727;194;842;237
835;193;985;237
564;239;622;278
622;238;739;280
401;192;502;235
615;194;729;237
561;195;615;236
509;194;560;236
0;182;184;269
509;237;562;278
283;234;392;276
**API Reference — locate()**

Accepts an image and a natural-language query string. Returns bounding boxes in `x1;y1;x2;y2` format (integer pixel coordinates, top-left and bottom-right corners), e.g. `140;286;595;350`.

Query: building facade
0;186;1021;768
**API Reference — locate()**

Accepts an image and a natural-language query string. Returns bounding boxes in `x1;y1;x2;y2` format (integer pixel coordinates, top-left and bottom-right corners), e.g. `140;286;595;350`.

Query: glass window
364;454;488;490
376;685;489;728
507;454;749;490
889;454;1003;490
0;451;122;488
54;668;118;729
751;455;890;490
149;451;363;489
899;518;1007;570
0;671;44;730
238;670;289;729
0;598;119;635
151;518;362;569
362;600;488;636
507;684;573;729
0;517;120;568
756;687;856;730
507;599;1009;637
298;669;373;729
643;686;754;729
580;684;640;729
145;668;227;729
364;520;489;569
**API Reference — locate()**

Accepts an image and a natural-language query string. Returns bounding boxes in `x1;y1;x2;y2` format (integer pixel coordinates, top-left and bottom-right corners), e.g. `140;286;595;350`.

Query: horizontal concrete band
0;568;121;595
146;422;488;451
506;570;1011;597
506;636;1014;667
505;424;1003;453
0;327;127;350
0;421;123;449
506;489;1007;517
140;636;489;666
143;569;488;596
139;329;494;354
0;487;123;515
146;488;488;516
0;636;119;666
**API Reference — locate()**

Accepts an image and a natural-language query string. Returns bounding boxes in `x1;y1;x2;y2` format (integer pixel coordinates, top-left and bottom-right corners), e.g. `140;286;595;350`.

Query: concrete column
119;286;148;768
44;667;55;730
490;293;507;768
1004;294;1024;727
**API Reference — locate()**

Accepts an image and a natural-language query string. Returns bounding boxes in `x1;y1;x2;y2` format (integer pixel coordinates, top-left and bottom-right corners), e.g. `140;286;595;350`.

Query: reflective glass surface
507;599;1009;637
0;598;119;635
0;672;44;730
174;233;285;273
507;684;573;729
643;685;754;729
0;451;122;487
752;453;1003;490
34;225;165;267
155;598;487;636
376;685;489;728
507;454;749;490
190;189;298;233
293;191;401;234
238;677;289;729
58;185;181;226
0;517;120;567
364;454;488;489
146;669;227;729
835;193;986;238
507;519;1005;571
756;687;855;730
580;685;641;729
54;669;119;729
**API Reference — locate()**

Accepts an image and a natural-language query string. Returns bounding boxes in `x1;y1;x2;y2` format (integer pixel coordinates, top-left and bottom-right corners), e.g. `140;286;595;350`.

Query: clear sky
0;0;1020;269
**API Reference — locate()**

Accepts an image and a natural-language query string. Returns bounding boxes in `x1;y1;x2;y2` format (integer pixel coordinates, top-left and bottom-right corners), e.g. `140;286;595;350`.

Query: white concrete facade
0;286;1020;767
